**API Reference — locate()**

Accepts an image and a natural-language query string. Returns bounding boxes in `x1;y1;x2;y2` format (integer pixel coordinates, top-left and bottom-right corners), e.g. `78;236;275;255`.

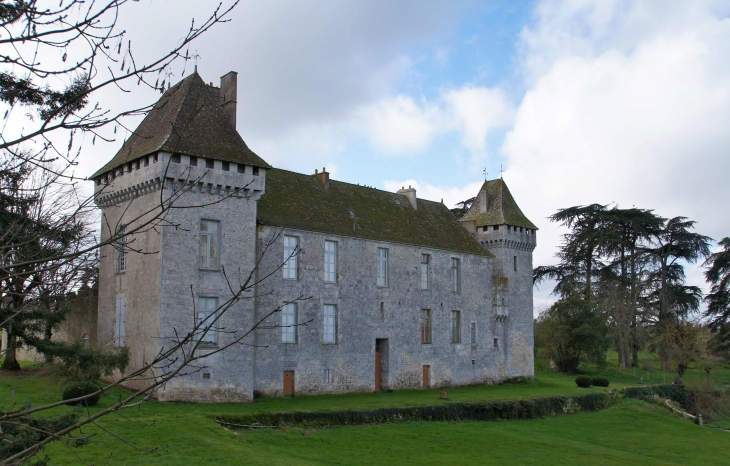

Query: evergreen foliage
591;376;610;387
62;382;101;407
575;376;592;388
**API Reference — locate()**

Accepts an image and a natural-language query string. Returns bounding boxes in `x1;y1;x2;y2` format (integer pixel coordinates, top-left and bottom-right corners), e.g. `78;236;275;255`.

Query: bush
62;382;101;406
575;376;592;388
215;393;612;428
592;376;610;387
623;384;687;407
500;376;534;385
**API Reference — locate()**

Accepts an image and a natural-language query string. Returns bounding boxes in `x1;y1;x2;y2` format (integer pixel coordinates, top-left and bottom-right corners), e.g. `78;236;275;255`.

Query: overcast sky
62;0;730;312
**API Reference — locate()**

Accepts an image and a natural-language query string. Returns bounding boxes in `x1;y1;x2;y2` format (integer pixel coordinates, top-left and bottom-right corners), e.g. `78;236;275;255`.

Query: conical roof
460;178;537;230
92;72;270;178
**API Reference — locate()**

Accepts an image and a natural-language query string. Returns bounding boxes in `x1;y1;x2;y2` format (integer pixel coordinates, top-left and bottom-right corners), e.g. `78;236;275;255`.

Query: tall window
199;220;220;269
118;225;127;272
514;256;517;272
197;297;218;345
283;235;298;279
115;296;126;347
324;241;337;282
421;309;432;344
470;322;477;345
281;303;297;343
451;258;461;293
451;310;461;344
420;254;431;290
323;305;337;343
377;248;388;286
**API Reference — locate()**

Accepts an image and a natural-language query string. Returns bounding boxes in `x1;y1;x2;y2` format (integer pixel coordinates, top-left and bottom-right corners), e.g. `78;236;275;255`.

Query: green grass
2;356;729;465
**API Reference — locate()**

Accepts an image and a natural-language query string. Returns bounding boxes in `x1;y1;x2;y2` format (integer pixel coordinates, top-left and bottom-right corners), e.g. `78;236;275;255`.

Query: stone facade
92;71;537;402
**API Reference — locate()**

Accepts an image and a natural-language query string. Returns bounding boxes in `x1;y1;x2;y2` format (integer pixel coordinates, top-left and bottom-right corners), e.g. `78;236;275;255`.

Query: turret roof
258;168;493;257
460;178;537;230
92;72;270;178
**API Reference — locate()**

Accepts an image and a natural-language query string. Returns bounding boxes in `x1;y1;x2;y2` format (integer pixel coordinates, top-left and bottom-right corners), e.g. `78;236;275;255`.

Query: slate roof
258;169;493;257
92;72;270;178
460;178;537;230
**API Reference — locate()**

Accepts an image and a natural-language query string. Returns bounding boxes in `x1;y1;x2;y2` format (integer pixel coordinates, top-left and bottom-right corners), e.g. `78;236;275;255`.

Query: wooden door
375;341;382;391
283;371;294;397
422;365;430;389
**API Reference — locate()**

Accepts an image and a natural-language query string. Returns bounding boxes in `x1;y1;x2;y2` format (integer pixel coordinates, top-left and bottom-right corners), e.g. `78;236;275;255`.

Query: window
325;368;334;384
118;225;127;272
323;305;337;343
115;296;126;347
199;220;220;269
171;154;181;163
237;164;246;173
451;310;461;344
420;254;431;290
281;303;297;343
283;235;299;279
514;256;517;272
380;302;385;320
190;156;198;166
494;337;499;349
470;322;477;345
222;161;230;171
377;248;388;286
493;225;499;231
421;309;432;344
205;158;214;169
197;297;218;345
324;240;337;282
451;258;461;293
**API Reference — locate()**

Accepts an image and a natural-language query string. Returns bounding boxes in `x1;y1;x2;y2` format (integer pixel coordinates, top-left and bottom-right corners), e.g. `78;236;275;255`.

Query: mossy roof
258;169;493;257
92;72;270;178
460;178;538;230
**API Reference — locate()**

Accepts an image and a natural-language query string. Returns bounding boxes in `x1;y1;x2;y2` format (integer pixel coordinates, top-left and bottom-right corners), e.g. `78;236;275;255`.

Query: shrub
500;376;534;385
62;381;101;406
623;384;687;407
575;376;592;388
591;376;610;387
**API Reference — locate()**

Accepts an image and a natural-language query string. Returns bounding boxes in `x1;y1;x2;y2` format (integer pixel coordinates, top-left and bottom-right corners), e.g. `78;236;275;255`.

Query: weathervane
483;168;488;181
192;50;201;73
499;164;505;179
164;69;174;90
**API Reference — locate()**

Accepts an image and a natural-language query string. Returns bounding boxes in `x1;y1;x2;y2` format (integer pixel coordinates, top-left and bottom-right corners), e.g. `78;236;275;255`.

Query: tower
459;179;537;378
92;71;270;401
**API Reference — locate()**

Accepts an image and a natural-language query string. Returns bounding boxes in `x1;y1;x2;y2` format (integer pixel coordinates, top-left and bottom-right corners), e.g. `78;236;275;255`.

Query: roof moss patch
258;169;493;257
92;72;270;178
460;178;538;230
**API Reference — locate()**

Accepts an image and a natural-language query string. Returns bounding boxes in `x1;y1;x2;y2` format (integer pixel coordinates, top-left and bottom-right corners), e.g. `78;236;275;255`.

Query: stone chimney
315;167;330;189
397;185;417;209
478;188;488;213
220;71;237;128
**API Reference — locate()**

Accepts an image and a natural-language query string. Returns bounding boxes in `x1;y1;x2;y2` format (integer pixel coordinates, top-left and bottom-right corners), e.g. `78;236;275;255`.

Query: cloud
359;95;440;154
383;179;483;210
504;0;730;305
443;85;514;154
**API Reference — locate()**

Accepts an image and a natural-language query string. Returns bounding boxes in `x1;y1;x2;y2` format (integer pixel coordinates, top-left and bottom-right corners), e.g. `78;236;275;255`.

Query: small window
493;225;498;231
324;240;337;282
377;248;388;287
197;297;218;345
126;163;133;172
514;256;517;272
421;309;432;344
323;304;337;344
118;225;127;273
470;322;477;345
199;220;220;269
420;254;431;290
494;338;499;348
253;166;259;176
115;296;126;347
380;302;385;320
190;156;198;167
237;164;246;173
281;303;297;343
153;153;159;163
171;154;181;164
451;310;461;344
222;161;230;171
202;373;211;380
206;158;214;169
325;368;334;384
143;157;149;167
283;235;299;279
451;258;461;293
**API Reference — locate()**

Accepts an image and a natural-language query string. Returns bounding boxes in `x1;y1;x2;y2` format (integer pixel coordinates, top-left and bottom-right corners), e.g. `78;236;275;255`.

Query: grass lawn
2;355;729;465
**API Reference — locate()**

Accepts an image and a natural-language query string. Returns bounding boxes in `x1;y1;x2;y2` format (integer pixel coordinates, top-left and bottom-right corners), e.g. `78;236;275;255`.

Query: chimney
219;71;237;128
315;167;329;189
397;185;417;209
478;188;488;213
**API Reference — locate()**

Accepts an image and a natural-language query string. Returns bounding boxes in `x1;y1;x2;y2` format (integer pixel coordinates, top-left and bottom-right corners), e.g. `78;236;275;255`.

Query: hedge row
215;393;611;428
623;384;687;407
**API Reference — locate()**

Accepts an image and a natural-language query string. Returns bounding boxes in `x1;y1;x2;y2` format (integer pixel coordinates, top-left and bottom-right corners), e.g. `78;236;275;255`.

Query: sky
9;0;730;313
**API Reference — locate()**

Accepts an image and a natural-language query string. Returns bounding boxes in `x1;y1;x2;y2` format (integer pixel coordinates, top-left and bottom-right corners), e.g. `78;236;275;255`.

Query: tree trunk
1;332;21;370
673;363;687;385
44;323;53;364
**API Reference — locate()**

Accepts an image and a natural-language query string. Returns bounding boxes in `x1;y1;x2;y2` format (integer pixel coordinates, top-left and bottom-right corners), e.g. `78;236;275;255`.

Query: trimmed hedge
575;376;592;388
623;384;687;407
215;393;611;428
62;382;101;406
591;376;610;387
